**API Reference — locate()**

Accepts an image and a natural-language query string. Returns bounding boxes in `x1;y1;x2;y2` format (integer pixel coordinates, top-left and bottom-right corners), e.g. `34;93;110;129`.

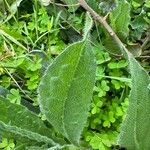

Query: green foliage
0;76;11;88
118;52;150;149
82;48;129;149
85;131;118;150
108;60;128;69
6;89;21;104
129;0;150;47
103;0;131;55
0;138;15;150
0;0;149;150
110;0;130;41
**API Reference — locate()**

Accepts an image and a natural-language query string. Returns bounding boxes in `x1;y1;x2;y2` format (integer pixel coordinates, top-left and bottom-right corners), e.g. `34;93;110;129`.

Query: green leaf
103;36;122;55
88;132;117;150
95;49;111;65
38;40;96;144
118;53;150;149
108;60;128;69
130;12;149;31
0;97;57;146
0;138;8;148
0;76;11;88
7;89;21;104
38;13;96;144
109;0;130;41
145;0;150;8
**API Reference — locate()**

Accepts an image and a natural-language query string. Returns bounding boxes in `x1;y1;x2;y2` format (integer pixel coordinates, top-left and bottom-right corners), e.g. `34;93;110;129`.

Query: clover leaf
7;89;21;104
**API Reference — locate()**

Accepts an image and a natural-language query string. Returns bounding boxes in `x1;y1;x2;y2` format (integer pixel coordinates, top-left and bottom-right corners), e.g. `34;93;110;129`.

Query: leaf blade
118;53;150;149
0;97;57;145
38;40;96;144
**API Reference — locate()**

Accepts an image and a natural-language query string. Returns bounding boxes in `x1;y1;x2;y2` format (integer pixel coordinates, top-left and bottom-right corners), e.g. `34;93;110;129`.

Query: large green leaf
0;97;57;146
38;12;95;145
118;51;150;149
38;40;96;144
110;3;150;147
109;0;130;41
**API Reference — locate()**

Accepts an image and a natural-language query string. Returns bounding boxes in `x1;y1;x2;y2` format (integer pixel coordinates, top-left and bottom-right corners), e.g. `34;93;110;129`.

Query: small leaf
0;138;8;148
7;89;21;104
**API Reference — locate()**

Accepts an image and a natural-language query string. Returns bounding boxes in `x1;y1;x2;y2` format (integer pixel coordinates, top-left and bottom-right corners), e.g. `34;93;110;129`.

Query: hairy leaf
0;122;55;144
38;12;96;144
109;0;130;41
118;51;150;149
0;97;57;145
103;36;122;55
83;12;93;40
38;40;96;144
